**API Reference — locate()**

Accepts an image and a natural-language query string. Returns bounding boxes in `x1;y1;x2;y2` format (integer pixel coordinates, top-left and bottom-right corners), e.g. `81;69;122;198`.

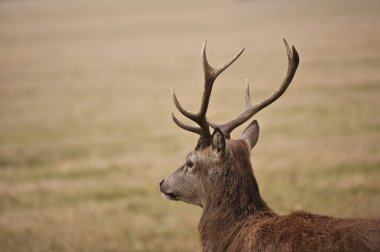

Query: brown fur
198;140;380;252
163;41;379;251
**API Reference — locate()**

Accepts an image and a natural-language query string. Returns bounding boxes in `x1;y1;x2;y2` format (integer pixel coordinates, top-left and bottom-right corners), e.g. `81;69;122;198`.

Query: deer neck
198;154;270;250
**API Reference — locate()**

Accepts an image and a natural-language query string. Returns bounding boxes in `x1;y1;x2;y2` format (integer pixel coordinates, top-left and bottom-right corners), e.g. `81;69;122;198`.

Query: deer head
159;40;299;210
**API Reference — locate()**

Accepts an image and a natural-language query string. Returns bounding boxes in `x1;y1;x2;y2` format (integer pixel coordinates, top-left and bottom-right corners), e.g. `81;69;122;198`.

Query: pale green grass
0;0;380;251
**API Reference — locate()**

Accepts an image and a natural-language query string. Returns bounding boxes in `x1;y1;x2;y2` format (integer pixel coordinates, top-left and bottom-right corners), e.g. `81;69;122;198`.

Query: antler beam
172;41;245;146
208;39;299;138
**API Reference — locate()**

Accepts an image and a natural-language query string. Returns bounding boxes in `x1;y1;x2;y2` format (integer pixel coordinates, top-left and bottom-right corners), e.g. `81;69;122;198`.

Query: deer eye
186;160;193;169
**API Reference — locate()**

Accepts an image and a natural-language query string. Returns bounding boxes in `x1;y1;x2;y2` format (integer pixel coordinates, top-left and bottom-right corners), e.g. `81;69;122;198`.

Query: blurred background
0;0;379;251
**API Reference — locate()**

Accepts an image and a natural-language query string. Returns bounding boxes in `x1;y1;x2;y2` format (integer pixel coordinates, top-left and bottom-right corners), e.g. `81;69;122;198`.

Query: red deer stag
159;40;380;251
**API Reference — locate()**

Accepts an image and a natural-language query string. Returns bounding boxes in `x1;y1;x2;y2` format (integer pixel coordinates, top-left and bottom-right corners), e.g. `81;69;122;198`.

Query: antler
172;40;245;147
208;39;299;138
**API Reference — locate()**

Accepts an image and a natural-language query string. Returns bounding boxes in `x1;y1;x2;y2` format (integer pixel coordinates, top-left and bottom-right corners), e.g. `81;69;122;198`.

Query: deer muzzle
159;179;179;201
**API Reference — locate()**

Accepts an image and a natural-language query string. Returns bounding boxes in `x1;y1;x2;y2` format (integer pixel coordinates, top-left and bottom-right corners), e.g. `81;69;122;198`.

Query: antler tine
208;78;252;131
172;112;202;135
245;78;252;108
172;41;245;144
202;41;245;82
172;89;197;121
209;39;299;138
198;41;245;118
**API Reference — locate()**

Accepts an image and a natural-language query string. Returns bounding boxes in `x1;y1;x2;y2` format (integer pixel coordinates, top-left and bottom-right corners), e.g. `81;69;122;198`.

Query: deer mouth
163;192;179;201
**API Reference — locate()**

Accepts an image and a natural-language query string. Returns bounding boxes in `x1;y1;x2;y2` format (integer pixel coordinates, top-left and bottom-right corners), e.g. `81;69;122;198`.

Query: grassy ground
0;0;379;251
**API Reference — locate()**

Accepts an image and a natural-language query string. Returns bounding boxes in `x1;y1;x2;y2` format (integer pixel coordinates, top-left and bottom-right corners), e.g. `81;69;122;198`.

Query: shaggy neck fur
198;140;273;251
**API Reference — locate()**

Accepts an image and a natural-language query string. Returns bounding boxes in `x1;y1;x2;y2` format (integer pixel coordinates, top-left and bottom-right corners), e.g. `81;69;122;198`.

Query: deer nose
159;179;165;187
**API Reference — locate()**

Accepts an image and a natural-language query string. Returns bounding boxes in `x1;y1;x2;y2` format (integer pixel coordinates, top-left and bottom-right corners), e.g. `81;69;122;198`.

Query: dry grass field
0;0;379;251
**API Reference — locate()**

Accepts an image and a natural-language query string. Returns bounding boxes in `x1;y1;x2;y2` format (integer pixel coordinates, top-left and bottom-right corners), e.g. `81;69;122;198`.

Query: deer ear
241;120;260;150
212;128;225;154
